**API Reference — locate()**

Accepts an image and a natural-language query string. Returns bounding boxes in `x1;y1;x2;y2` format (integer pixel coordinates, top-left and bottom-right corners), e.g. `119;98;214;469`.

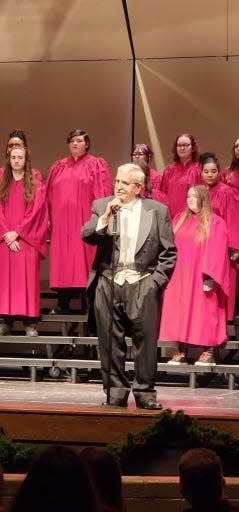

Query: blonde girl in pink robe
159;185;229;366
0;147;48;336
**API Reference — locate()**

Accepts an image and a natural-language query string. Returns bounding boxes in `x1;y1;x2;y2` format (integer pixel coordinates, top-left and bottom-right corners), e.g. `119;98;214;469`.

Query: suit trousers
94;274;161;404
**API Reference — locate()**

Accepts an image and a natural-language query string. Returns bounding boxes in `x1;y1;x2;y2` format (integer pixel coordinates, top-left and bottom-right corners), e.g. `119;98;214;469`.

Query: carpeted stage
0;375;239;445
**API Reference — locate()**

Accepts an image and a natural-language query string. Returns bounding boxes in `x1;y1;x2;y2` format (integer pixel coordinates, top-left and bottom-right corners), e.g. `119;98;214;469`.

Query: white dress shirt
97;198;150;285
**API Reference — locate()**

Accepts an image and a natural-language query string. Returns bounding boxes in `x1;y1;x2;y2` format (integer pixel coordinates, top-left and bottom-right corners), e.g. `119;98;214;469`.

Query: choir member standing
159;185;229;366
131;143;161;191
1;129;42;182
200;152;239;320
46;129;113;313
0;147;48;335
160;133;201;218
221;139;239;313
221;137;239;191
131;144;169;207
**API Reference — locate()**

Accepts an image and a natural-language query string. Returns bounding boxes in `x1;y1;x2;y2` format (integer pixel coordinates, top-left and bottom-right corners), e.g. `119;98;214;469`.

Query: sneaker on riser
167;352;188;366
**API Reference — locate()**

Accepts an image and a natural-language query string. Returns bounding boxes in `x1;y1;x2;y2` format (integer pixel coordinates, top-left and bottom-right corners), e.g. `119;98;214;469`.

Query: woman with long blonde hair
159;185;229;365
0;146;48;336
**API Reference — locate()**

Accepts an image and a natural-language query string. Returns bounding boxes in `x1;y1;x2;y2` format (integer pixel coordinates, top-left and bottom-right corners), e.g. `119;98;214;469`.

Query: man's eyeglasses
132;152;145;157
114;179;139;187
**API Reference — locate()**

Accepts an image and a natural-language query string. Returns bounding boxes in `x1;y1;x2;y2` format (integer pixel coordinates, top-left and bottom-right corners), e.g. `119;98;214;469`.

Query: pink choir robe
221;167;239;191
46;153;113;288
140;168;169;207
159;214;229;347
207;181;239;320
160;161;201;218
0;167;43;182
221;167;239;304
0;177;48;317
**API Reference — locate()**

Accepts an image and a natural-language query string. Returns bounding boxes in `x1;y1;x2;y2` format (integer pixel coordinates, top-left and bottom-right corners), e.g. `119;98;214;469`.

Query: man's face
114;169;141;204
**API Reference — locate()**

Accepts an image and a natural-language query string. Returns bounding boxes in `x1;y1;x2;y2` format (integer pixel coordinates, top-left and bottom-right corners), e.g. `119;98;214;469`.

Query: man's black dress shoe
102;398;128;408
136;400;163;410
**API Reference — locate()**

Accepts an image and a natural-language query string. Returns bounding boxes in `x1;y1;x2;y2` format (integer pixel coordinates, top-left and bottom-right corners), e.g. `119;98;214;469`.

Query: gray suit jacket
81;196;177;291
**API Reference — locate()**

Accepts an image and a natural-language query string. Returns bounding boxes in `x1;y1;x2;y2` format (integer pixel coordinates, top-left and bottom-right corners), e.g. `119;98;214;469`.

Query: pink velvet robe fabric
160;161;201;218
0;177;48;317
140;168;169;207
221;167;239;191
208;181;239;320
221;167;239;307
46;153;113;288
159;214;229;347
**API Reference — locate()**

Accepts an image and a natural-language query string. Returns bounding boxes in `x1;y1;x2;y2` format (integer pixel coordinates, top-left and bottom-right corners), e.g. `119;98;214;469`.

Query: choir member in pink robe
136;159;169;207
200;152;239;320
0;147;48;336
221;138;239;313
131;143;169;207
46;129;113;313
132;143;161;185
159;185;229;366
160;133;201;218
221;137;239;191
0;129;42;182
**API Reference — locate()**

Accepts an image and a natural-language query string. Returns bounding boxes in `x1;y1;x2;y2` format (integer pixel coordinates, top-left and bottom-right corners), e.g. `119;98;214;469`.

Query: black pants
95;275;161;405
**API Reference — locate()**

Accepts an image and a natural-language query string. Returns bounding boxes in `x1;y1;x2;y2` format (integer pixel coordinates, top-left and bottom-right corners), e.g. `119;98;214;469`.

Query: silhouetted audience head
0;462;4;512
179;448;225;511
10;445;96;512
79;447;125;512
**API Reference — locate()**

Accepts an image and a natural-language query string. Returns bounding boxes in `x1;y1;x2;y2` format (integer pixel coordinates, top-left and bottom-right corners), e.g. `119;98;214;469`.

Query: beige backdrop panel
0;60;133;175
135;57;239;171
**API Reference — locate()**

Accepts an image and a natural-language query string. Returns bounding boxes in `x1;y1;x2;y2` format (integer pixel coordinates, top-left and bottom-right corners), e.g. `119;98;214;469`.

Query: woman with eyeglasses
160;133;201;218
0;146;48;336
159;185;229;366
46;129;113;314
1;129;42;182
200;152;239;321
131;143;169;207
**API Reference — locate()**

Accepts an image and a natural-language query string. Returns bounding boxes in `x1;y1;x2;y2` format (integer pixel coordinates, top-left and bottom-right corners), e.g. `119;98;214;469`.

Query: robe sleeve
90;157;113;199
45;160;62;216
160;165;171;194
14;181;48;258
223;187;239;250
0;204;10;241
202;214;229;296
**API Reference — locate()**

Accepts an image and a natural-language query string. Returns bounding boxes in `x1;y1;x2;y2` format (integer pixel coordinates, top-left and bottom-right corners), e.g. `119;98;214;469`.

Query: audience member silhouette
10;445;96;512
179;448;239;512
79;447;125;512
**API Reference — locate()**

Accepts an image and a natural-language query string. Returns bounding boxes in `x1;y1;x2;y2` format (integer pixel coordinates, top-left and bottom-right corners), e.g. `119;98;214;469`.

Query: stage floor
0;377;238;415
0;373;238;444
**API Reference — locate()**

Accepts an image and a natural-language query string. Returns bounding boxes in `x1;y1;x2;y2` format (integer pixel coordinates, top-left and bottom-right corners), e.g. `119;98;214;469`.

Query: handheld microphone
111;204;121;215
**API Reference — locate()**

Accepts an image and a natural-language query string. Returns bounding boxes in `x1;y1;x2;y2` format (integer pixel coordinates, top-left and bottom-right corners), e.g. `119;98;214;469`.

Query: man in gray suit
81;163;177;409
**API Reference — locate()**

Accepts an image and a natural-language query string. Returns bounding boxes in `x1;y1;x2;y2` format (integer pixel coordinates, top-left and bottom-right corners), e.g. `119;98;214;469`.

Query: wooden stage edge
1;401;239;445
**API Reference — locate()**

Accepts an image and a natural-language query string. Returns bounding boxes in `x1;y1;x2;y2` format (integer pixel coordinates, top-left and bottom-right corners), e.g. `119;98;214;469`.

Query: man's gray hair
117;163;145;185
